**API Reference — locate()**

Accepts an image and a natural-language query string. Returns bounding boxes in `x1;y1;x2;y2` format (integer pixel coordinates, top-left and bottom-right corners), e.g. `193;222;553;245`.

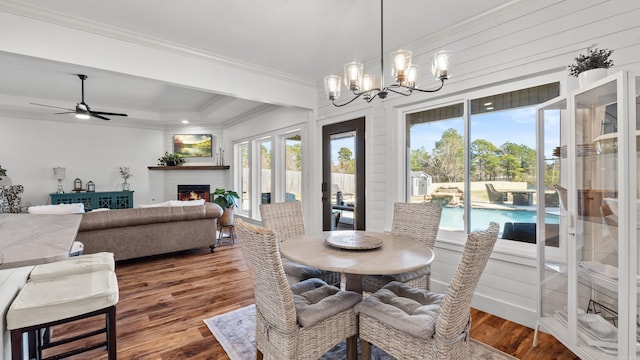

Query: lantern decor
86;180;96;192
73;178;83;192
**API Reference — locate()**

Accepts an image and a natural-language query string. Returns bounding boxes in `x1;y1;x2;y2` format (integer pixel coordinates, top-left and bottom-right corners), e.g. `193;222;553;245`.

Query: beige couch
77;203;223;261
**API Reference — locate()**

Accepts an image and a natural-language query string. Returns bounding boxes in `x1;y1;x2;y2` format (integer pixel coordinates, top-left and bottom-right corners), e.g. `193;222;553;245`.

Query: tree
431;128;464;182
334;147;355;173
285;142;302;171
410;147;430;172
261;144;271;169
500;142;536;183
471;139;500;181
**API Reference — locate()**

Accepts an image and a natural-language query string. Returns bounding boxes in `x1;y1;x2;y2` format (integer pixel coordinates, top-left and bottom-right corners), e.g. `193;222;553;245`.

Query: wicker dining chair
235;218;361;360
362;202;442;293
356;222;499;360
260;201;341;287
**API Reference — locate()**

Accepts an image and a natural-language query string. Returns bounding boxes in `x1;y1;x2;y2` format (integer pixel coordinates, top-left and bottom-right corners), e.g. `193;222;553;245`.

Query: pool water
439;207;559;232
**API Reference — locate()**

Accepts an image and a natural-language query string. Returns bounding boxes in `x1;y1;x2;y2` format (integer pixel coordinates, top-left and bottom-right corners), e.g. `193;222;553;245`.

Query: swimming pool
439;207;559;232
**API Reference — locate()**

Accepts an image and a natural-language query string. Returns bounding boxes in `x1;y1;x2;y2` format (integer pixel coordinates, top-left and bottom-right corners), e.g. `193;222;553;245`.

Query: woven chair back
235;218;298;333
436;222;499;343
260;201;305;242
391;202;442;249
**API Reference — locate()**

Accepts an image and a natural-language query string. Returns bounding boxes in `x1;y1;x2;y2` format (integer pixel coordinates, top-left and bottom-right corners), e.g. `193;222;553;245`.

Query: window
259;139;272;205
285;134;302;202
234;128;303;219
237;142;250;215
406;82;560;243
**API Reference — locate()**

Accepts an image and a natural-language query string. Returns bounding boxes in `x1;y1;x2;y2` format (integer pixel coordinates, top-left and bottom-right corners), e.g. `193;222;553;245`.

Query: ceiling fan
31;74;128;121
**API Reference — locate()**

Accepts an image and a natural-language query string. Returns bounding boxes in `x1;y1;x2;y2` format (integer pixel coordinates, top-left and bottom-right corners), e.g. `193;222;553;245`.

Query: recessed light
486;106;494;110
483;102;493;106
181;120;189;124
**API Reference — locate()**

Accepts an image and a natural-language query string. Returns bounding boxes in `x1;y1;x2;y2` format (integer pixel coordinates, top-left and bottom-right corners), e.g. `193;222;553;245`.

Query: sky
409;106;561;160
328;105;562;163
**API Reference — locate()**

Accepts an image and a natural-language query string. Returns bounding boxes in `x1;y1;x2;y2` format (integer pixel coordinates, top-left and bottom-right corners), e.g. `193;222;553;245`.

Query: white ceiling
0;0;514;128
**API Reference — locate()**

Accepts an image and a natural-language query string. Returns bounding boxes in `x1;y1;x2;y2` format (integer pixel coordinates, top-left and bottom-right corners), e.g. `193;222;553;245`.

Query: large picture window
407;82;560;245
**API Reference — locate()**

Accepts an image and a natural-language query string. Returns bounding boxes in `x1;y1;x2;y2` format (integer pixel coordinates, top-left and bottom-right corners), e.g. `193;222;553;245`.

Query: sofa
76;202;224;261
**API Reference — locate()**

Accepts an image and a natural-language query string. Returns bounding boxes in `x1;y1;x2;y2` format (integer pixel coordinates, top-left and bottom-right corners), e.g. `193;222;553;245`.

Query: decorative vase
122;181;130;191
220;207;235;226
166;160;176;166
578;68;608;88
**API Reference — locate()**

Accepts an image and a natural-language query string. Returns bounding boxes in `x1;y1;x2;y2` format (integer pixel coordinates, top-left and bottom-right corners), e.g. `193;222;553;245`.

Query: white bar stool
28;252;115;281
7;270;119;360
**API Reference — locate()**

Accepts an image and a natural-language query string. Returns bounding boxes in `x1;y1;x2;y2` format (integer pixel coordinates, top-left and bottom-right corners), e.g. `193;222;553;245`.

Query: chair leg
346;335;358;360
107;305;117;360
256;349;264;360
10;330;23;360
360;338;372;360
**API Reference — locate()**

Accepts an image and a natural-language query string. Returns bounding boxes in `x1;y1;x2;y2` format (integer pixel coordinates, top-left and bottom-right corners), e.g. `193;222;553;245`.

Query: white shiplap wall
313;0;640;328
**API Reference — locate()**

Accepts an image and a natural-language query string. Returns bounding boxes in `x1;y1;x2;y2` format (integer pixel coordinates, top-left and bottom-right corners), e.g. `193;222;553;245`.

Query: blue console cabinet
50;191;134;210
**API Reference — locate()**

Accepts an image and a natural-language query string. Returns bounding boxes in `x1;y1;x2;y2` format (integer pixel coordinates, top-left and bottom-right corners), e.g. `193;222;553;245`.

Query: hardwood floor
46;244;578;359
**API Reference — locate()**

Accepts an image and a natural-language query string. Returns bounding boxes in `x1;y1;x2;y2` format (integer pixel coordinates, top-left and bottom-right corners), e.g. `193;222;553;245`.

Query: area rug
204;304;517;360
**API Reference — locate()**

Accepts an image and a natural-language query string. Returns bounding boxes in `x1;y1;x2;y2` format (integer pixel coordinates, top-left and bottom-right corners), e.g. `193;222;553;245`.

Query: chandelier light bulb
406;65;419;88
324;75;342;100
391;50;412;83
344;62;364;90
432;50;453;80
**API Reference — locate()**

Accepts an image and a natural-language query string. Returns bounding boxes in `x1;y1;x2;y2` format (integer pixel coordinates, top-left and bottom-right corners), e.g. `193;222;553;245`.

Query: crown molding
0;1;315;87
223;104;279;127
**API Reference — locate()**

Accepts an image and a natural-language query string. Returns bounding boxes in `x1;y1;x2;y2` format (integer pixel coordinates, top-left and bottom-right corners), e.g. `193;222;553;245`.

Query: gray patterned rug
204;304;517;360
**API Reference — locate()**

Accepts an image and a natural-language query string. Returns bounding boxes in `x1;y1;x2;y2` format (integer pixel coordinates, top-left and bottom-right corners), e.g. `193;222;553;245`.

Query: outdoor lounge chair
485;183;507;204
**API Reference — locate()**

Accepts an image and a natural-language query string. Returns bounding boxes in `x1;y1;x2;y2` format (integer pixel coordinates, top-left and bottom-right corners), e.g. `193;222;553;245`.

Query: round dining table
279;230;434;293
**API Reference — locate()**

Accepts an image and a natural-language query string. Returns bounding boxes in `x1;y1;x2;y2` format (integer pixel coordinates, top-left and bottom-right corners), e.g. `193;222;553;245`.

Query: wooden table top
279;230;434;276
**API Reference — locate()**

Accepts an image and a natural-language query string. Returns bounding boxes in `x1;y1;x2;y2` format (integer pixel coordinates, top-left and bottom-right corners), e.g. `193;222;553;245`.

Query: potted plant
157;152;186;166
119;166;133;191
568;47;614;87
213;188;240;226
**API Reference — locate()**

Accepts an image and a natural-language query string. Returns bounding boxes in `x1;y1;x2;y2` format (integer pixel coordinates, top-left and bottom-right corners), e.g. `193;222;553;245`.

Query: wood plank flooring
46;244;578;359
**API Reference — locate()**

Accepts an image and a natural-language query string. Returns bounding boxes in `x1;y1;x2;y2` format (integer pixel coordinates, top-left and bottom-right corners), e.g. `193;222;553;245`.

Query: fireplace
177;185;211;202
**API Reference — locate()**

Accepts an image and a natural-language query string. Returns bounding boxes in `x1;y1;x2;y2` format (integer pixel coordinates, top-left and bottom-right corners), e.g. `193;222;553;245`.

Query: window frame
400;73;565;258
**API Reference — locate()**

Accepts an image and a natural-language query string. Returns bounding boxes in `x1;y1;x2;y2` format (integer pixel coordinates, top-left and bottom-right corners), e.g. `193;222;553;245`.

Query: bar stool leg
107;306;117;360
11;330;23;360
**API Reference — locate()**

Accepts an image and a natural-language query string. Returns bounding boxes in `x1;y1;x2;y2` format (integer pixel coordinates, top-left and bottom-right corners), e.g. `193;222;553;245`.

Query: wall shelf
147;166;229;170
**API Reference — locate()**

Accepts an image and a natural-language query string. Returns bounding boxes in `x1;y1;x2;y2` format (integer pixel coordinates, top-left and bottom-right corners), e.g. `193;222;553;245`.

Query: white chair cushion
7;270;119;330
28;203;85;214
137;201;171;208
290;278;361;328
169;199;205;206
28;252;115;281
355;281;443;339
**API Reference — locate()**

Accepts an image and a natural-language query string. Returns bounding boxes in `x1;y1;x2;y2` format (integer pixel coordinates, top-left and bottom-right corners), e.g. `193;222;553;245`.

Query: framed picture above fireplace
173;134;213;157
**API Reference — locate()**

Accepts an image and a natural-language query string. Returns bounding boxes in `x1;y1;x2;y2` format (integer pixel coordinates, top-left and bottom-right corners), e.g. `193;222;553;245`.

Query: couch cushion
79;203;222;231
291;278;361;328
355;281;443;339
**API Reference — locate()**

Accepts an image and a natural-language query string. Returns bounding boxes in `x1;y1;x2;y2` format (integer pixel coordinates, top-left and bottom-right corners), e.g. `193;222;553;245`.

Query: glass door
322;118;365;231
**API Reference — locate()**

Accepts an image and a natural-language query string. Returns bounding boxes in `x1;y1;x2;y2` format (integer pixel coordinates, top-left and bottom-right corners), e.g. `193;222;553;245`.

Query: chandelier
324;0;453;107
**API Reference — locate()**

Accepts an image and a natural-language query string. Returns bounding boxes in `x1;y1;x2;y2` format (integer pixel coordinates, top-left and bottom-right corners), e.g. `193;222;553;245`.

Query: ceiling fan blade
90;110;128;117
89;112;111;121
30;103;74;111
53;111;75;115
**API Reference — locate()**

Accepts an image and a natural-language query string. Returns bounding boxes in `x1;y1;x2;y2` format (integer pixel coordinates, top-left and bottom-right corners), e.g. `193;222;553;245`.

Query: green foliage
285;142;302;171
212;188;240;209
568;48;614;77
333;147;355;174
0;164;6;180
261;145;271;169
157;152;185;166
410;147;430;171
431;129;464;182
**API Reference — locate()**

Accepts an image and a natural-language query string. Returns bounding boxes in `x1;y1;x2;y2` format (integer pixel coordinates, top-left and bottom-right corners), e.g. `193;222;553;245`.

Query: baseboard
431;280;537;329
